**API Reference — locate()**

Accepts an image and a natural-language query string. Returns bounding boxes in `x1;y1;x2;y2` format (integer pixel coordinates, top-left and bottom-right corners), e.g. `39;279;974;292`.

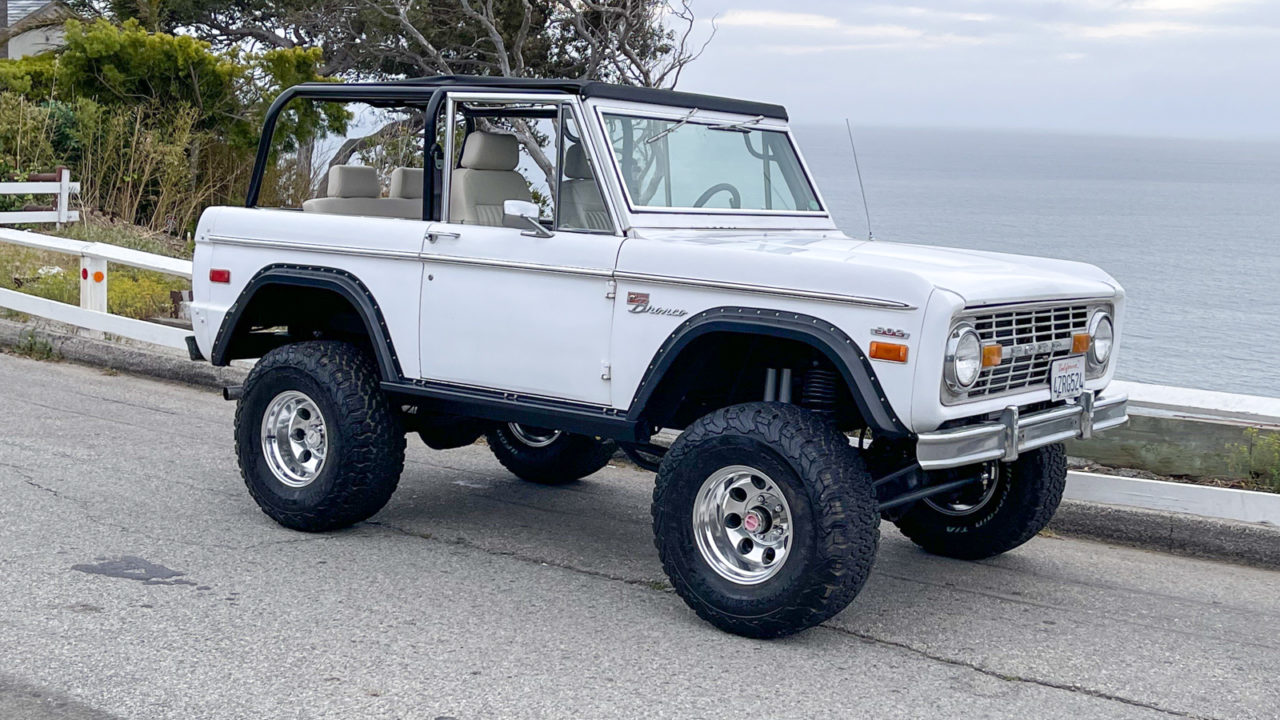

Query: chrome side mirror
503;199;553;238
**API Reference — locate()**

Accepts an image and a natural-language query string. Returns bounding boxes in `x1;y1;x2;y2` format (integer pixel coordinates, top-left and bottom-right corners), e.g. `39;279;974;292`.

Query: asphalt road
2;353;1278;720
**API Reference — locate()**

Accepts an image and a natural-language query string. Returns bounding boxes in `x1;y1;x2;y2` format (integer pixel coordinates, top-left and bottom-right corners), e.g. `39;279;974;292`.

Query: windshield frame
590;104;830;219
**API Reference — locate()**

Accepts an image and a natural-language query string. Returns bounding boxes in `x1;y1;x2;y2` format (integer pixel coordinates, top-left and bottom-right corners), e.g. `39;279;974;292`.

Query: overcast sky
676;0;1279;139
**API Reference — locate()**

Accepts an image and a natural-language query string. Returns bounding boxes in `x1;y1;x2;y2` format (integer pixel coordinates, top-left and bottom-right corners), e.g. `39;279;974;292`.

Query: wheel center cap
305;429;322;448
743;510;763;533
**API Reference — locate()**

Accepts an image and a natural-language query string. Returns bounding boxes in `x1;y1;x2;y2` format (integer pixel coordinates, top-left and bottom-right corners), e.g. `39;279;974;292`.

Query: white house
1;1;76;59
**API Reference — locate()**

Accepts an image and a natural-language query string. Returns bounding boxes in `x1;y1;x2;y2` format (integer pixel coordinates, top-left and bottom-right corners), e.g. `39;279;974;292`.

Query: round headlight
1089;312;1114;367
945;325;983;392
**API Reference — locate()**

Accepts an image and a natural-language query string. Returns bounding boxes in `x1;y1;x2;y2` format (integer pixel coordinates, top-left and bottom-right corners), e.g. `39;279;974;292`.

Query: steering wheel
693;183;742;209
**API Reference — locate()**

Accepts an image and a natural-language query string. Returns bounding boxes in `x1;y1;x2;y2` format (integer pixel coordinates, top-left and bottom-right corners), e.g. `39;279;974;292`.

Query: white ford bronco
188;76;1128;638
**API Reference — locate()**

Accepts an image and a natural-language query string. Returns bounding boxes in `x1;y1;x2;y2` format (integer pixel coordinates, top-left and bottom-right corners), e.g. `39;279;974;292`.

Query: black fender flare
210;264;403;381
624;307;910;437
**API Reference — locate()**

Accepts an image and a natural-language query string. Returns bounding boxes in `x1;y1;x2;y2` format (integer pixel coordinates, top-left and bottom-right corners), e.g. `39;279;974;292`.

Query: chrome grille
965;304;1091;398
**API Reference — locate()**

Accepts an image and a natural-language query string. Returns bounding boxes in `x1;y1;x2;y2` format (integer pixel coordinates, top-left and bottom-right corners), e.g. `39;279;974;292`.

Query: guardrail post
80;255;108;314
57;167;71;228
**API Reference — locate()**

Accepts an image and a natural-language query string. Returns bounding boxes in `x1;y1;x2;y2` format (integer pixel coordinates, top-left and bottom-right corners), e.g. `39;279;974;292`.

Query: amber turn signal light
869;341;909;363
1072;333;1091;354
982;344;1003;367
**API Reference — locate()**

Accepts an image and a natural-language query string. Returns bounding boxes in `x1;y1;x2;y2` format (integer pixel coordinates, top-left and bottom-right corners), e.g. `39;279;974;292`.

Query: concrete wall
1067;380;1280;480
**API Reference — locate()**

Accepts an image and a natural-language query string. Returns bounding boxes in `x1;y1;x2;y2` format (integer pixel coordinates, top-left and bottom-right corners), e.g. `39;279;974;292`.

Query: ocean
794;126;1280;399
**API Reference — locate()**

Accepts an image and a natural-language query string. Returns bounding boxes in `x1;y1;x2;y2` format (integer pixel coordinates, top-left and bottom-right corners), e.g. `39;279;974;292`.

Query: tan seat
387;167;424;219
302;165;420;219
449;133;532;226
559;144;612;232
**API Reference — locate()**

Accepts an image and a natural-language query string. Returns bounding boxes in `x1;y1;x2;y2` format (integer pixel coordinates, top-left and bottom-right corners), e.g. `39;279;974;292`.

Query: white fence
0;169;80;227
0;226;193;350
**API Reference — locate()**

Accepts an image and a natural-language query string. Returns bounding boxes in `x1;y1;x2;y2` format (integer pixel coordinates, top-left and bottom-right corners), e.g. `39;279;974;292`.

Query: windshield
602;112;823;213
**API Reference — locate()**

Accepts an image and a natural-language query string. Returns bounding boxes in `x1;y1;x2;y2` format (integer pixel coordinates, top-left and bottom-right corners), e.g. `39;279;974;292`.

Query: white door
418;223;622;405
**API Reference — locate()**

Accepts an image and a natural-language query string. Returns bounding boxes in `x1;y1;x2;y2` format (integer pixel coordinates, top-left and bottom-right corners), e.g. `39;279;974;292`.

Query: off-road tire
652;402;880;638
485;424;615;485
235;341;405;531
894;443;1067;560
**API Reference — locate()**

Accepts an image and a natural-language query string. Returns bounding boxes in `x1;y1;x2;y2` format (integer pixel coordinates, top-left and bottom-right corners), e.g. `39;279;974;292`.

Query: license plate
1050;356;1086;401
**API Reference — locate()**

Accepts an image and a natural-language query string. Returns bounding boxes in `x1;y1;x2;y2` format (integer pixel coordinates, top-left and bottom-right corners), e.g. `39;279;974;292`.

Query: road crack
366;520;672;592
820;624;1221;720
369;518;1219;719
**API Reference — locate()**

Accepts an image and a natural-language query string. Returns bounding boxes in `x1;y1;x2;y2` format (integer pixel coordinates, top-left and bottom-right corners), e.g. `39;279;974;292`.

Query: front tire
235;341;406;532
485;423;616;485
894;443;1067;560
653;403;879;638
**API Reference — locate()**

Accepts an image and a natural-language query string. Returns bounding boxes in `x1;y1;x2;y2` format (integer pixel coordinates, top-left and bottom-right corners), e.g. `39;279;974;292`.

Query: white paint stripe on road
1066;471;1280;526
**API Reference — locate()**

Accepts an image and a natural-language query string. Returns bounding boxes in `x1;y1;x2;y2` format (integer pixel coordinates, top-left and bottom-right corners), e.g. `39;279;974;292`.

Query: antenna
845;119;874;241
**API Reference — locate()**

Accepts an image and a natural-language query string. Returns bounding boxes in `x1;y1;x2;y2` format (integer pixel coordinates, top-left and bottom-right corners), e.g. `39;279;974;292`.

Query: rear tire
235;341;405;532
894;443;1067;560
652;402;879;638
485;423;615;485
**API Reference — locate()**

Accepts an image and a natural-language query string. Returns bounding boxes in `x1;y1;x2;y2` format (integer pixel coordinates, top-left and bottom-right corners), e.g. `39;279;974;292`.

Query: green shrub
1227;428;1280;492
0;20;346;234
0;94;58;173
0;52;57;97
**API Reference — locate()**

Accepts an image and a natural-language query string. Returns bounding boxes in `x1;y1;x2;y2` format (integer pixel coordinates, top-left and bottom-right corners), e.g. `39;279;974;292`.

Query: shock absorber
800;364;839;418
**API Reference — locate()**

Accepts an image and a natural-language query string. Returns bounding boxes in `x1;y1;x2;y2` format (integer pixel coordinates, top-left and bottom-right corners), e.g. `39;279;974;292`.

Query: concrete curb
0;317;247;389
2;317;1277;570
1065;470;1280;525
1050;499;1280;570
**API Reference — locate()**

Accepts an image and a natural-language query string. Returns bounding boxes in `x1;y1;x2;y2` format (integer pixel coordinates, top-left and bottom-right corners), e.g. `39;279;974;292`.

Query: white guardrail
0;225;193;349
0;168;80;227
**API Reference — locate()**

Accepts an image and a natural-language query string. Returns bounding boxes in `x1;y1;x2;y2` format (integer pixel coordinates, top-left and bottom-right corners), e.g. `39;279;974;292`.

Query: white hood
617;231;1121;308
846;241;1122;305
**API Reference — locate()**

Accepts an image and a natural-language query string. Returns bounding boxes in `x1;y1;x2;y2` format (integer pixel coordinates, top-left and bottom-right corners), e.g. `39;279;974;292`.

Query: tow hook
222;385;244;401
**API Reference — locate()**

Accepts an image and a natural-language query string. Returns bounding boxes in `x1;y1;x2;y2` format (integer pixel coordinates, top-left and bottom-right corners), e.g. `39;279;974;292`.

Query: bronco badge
627;292;688;318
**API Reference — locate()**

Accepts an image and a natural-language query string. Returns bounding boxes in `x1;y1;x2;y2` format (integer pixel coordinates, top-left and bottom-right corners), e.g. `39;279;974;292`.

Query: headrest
327;165;379;198
563;144;593;180
390;167;424;199
460;132;519;171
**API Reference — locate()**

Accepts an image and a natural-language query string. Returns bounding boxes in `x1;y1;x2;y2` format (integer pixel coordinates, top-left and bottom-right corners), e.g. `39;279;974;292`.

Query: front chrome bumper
915;391;1128;471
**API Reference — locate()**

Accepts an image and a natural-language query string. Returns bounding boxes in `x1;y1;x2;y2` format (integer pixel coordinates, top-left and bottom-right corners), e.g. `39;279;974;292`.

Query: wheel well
635;332;867;432
218;284;377;368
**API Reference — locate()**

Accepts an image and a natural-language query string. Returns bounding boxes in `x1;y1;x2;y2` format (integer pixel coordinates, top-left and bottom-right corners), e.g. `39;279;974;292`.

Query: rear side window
261;100;428;221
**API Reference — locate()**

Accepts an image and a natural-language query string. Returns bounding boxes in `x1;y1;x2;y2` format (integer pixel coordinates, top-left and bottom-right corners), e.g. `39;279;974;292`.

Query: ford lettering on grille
965;304;1092;399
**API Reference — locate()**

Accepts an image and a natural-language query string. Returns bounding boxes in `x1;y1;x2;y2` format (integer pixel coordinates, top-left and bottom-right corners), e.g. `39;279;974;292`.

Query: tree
71;1;712;88
345;1;712;179
56;1;714;197
356;0;709;87
70;0;366;75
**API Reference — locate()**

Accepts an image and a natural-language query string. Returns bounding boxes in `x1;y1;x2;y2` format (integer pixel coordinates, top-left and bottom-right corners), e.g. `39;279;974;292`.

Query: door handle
426;230;461;243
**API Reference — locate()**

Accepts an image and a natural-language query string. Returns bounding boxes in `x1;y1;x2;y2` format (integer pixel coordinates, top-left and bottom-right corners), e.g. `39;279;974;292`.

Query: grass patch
6;330;60;361
52;215;191;259
1;216;190;320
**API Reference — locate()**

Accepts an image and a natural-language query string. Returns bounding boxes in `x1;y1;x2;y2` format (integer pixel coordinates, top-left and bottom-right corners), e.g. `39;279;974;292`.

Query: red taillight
209;269;231;283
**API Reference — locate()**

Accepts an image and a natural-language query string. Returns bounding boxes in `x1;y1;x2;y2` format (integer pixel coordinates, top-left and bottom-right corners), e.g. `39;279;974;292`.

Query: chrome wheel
924;462;1001;516
260;390;328;488
693;465;793;585
507;423;562;448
